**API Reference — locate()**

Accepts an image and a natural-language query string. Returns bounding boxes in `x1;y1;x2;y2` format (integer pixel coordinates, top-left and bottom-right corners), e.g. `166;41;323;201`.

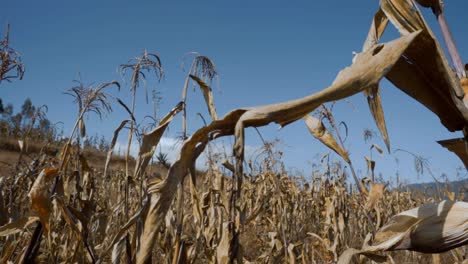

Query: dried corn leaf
111;238;125;264
79;154;92;175
371;143;384;154
189;176;203;226
0;177;5;226
365;156;376;180
134;102;183;178
222;159;235;173
380;200;468;253
0;242;17;263
362;9;389;52
365;183;385;210
216;222;232;264
55;196;84;236
445;190;455;201
28;167;58;231
304;115;350;163
360;9;392;152
338;220;420;264
60;143;72;171
101;197;149;258
18;140;24;152
189;74;218;120
0;216;40;236
339;200;468;263
381;0;468;131
361;9;392;152
367;85;391;152
288;243;299;264
55;195;96;261
381;0;425;35
437;138;468;169
79;117;86;138
104;120;130;178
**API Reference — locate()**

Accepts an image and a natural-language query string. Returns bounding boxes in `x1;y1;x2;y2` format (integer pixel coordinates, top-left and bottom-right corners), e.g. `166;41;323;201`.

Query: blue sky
1;0;467;184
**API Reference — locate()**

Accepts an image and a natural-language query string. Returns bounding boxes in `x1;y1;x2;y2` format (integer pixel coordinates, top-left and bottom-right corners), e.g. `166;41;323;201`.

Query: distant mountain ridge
405;178;468;199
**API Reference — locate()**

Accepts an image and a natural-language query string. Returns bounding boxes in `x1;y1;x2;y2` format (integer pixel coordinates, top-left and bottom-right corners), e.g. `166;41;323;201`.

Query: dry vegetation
1;0;468;263
1;142;466;263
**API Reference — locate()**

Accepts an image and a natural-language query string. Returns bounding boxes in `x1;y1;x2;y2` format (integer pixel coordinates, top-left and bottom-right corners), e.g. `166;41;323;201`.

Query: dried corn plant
1;0;468;263
0;24;25;84
120;50;164;213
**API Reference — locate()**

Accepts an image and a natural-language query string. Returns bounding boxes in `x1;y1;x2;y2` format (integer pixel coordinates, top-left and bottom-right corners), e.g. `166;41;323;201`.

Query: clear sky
1;0;467;184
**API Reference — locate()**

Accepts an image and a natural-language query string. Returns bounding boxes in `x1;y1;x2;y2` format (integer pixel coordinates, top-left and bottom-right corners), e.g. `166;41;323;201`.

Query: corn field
1;0;468;263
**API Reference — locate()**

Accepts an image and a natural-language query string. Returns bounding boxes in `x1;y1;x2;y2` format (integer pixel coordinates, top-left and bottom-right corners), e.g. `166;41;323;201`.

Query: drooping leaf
361;9;391;153
365;183;385;210
189;74;218;121
366;85;391;152
134;102;183;179
28;167;58;231
371;143;384;154
304;114;350;163
104;120;131;178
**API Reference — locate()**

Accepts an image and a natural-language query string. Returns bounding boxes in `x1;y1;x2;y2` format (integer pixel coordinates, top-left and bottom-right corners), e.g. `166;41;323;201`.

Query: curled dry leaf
133;102;183;179
28;167;58;231
376;200;468;253
365;183;385;210
366;85;391;152
371;143;384;155
189;74;218;121
304;114;350;163
338;200;468;263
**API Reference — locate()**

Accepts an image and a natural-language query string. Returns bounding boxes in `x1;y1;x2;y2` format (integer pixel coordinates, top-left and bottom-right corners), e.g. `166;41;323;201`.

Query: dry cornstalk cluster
0;149;466;263
1;0;468;263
